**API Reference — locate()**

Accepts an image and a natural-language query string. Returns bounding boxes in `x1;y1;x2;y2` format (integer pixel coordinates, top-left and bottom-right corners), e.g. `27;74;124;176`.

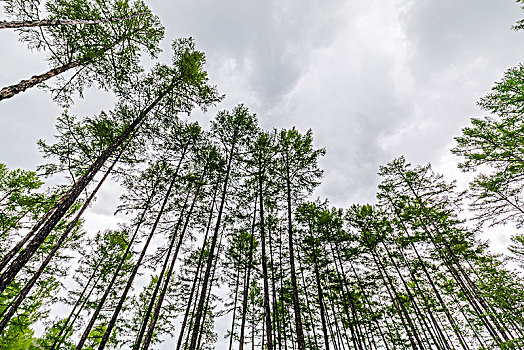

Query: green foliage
453;65;524;227
3;0;165;104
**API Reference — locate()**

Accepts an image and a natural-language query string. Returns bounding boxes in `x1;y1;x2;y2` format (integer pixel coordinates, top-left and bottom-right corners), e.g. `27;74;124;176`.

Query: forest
0;0;523;349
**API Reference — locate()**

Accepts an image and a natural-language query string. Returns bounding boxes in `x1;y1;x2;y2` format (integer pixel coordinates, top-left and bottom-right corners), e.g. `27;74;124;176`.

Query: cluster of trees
0;0;523;349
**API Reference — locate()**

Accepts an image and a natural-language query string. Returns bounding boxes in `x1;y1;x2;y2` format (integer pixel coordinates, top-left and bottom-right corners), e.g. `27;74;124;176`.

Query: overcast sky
1;0;524;346
1;0;523;242
1;0;523;203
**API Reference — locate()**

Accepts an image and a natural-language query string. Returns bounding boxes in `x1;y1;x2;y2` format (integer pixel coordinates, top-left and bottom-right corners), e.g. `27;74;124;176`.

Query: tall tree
0;0;164;103
452;65;524;228
276;128;325;350
0;38;221;300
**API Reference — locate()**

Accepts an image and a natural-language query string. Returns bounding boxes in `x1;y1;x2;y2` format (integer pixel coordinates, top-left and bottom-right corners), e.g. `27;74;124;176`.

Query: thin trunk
188;121;240;350
228;264;242;350
0;150;122;333
76;155;182;350
0;77;175;292
313;256;330;350
329;243;362;350
141;166;208;350
0;24;145;101
0;12;146;29
133;183;193;350
239;197;258;350
278;227;289;350
95;157;186;350
176;182;218;350
258;170;274;350
197;231;224;349
370;250;418;350
268;218;282;350
387;201;471;350
50;256;105;350
398;169;510;343
284;161;305;350
297;249;319;350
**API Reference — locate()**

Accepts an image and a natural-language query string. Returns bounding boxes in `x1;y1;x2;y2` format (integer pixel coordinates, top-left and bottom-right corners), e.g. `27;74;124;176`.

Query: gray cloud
2;0;524;346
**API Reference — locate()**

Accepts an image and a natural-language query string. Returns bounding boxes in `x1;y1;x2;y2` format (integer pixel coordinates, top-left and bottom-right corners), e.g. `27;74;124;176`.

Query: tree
276;128;325;350
452;65;524;228
188;105;258;349
0;38;221;303
0;0;164;103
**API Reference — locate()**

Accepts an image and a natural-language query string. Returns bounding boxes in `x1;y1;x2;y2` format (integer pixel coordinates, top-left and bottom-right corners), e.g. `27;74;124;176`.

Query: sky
1;0;523;207
0;0;523;247
1;0;524;346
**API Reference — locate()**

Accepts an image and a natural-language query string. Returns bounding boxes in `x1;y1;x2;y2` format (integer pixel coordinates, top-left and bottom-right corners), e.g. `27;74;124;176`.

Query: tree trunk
284;161;306;350
188;123;240;350
96;153;188;350
0;13;146;29
140;162;208;350
176;183;219;350
239;197;257;350
133;183;194;350
0;78;175;293
313;255;330;350
50;256;105;350
0;149;122;333
76;154;182;350
258;171;274;350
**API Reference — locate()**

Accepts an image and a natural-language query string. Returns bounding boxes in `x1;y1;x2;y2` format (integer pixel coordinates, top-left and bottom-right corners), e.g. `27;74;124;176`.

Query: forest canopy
0;0;523;349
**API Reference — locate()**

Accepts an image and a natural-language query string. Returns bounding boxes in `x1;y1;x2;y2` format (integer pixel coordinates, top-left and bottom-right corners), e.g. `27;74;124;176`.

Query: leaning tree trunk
0;149;123;333
132;183;194;350
258;166;274;350
284;160;306;350
50;255;106;350
0;78;175;294
73;171;162;350
0;12;146;29
239;198;257;350
188;123;240;350
0;25;144;102
176;182;219;350
140;162;209;350
94;148;189;350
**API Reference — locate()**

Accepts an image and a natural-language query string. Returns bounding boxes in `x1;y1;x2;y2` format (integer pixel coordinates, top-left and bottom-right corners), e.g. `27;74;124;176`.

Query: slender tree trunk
0;12;147;29
258;170;274;350
0;60;81;101
176;183;219;350
50;256;105;350
0;23;146;102
141;164;208;350
296;249;319;350
268;217;282;350
239;197;258;350
278;227;289;350
370;250;419;350
0;149;122;333
284;161;306;350
329;243;362;350
0;78;175;293
398;169;511;343
76;155;182;350
133;182;194;350
385;201;471;350
197;232;224;349
95;156;187;350
313;255;330;350
397;247;452;350
228;264;242;350
188;122;240;350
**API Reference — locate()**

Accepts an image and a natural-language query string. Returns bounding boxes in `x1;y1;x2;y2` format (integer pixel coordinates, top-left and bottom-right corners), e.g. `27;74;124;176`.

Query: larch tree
0;0;164;103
